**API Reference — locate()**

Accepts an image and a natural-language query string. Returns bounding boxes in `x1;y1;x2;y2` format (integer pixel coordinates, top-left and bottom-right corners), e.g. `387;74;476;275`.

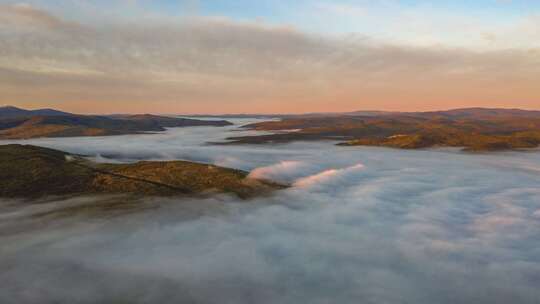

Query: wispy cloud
0;3;539;113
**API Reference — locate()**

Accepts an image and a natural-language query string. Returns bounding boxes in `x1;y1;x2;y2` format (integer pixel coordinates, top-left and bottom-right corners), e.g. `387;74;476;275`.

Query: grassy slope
0;114;232;139
0;144;282;199
225;114;540;151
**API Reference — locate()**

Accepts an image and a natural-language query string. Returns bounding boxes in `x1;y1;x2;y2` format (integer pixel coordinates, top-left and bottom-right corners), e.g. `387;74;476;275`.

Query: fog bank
1;122;540;303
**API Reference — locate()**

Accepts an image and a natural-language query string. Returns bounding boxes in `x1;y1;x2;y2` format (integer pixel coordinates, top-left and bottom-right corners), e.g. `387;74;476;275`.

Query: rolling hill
0;144;283;199
0;106;232;139
0;106;72;118
220;108;540;151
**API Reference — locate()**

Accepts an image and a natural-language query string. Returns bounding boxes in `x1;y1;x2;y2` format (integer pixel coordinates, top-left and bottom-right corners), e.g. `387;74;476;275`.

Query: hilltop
0;106;232;139
220;108;540;151
0;144;283;199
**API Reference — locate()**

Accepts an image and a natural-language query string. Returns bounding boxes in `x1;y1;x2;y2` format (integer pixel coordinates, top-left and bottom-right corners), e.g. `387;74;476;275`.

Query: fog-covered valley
1;119;540;304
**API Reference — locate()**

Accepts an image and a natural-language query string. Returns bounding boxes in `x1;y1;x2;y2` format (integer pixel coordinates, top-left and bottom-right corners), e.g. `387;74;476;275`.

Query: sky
0;0;539;114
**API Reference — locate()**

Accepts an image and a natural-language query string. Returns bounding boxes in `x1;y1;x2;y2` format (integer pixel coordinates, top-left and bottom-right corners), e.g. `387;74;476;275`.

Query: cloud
293;163;364;187
0;4;539;113
248;161;308;182
309;1;540;50
0;3;68;29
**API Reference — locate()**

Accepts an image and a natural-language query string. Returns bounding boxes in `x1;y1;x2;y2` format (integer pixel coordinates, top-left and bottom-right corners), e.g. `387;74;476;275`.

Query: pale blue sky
145;0;538;19
4;0;538;49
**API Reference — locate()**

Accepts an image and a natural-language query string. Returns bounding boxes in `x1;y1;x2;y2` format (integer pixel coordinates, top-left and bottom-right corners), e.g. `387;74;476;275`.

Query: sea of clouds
1;119;540;304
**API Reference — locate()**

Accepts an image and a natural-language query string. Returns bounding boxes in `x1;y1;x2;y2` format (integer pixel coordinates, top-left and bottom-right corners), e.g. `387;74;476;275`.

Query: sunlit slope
0;106;232;139
0;144;281;198
224;108;540;151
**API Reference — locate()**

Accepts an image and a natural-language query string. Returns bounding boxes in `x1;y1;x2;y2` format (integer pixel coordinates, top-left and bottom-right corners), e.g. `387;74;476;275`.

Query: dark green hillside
0;144;95;197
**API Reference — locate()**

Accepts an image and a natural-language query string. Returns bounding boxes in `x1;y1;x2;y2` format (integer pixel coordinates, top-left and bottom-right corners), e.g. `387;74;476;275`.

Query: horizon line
3;104;540;117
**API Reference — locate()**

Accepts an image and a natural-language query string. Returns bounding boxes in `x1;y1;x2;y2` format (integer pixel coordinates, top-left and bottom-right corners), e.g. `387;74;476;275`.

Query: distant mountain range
403;107;540;119
0;106;232;139
186;107;540;119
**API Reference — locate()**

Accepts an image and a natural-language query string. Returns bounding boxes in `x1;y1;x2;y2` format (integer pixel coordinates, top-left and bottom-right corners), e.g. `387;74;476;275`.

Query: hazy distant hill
411;107;540;119
220;108;540;151
126;114;232;128
0;106;72;118
0;106;232;139
186;108;540;119
314;108;540;119
186;110;395;119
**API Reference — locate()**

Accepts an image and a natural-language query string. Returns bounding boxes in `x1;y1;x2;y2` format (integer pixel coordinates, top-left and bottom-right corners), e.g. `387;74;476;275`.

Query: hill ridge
0;144;284;199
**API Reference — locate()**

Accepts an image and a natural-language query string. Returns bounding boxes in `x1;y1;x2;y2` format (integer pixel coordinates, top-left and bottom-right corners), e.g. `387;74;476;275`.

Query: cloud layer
1;123;540;303
1;3;539;113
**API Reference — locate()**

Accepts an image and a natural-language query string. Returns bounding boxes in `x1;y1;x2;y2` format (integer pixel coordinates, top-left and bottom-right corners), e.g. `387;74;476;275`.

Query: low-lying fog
1;119;540;304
